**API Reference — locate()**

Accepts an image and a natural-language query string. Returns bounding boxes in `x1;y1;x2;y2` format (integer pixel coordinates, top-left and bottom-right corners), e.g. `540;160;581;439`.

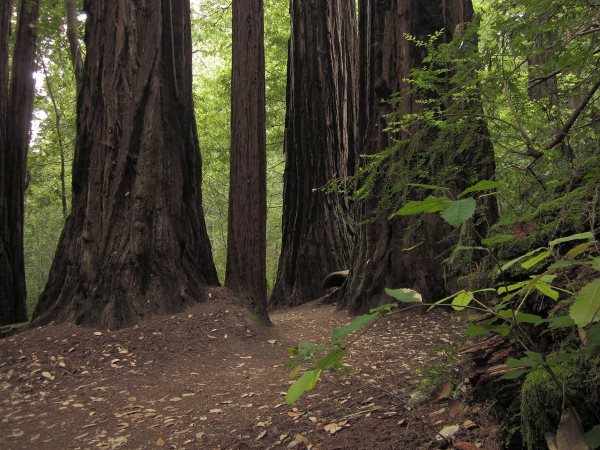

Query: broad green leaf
589;257;600;271
584;424;600;449
393;196;449;216
521;250;551;269
459;180;499;197
466;324;492;337
286;369;322;404
482;235;513;246
407;183;447;191
499;247;546;273
534;281;560;301
497;309;543;325
385;288;421;303
297;341;315;356
570;279;600;327
589;323;600;346
452;291;474;311
316;348;348;370
497;281;529;295
441;198;477;227
331;313;378;340
567;242;592;259
549;232;594;248
545;315;576;329
500;368;530;380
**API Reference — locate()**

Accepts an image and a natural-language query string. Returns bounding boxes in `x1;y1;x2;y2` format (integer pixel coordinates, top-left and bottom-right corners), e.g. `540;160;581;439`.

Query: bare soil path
1;288;501;449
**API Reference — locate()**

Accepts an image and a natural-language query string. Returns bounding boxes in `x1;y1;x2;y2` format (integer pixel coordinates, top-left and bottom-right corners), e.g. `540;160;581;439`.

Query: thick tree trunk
226;0;270;324
269;0;357;308
340;0;497;313
0;0;40;326
32;0;219;330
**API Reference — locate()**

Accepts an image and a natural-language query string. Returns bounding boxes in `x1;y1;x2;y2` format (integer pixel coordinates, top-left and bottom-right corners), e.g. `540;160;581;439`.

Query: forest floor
0;287;502;450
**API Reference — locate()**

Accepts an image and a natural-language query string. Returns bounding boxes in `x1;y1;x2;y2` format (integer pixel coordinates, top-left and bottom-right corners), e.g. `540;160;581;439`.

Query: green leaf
369;303;396;314
567;242;592;259
499;247;546;273
584;424;600;449
286;369;322;404
441;197;477;227
590;258;600;271
545;315;576;330
331;313;378;340
497;309;543;325
589;323;600;346
534;281;560;301
466;324;492;337
497;281;529;295
549;232;594;248
570;279;600;327
500;368;530;380
459;180;499;197
482;235;513;246
316;348;348;370
393;196;449;216
452;291;474;311
521;250;551;269
385;288;421;303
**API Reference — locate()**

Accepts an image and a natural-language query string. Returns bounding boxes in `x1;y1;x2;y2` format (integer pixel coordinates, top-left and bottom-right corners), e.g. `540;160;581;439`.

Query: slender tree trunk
0;0;41;326
41;58;68;218
269;0;357;308
65;0;83;89
32;0;219;330
226;0;270;324
340;0;497;313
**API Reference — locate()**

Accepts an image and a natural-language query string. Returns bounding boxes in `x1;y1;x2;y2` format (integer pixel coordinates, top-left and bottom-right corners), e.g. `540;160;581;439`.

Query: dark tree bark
340;0;497;313
32;0;219;330
226;0;270;324
1;0;41;326
269;0;357;308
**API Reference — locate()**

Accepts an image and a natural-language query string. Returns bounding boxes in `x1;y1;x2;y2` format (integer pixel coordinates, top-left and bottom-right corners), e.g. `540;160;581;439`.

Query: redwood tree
0;0;41;326
32;0;219;329
225;0;270;324
340;0;497;313
269;0;357;308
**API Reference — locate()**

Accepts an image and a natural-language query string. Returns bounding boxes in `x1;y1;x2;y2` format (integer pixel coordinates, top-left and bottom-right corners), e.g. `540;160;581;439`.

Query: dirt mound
0;288;501;449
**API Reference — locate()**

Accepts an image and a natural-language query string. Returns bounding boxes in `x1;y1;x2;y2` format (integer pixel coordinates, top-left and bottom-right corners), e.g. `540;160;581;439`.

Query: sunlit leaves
570;279;600;327
286;369;322;404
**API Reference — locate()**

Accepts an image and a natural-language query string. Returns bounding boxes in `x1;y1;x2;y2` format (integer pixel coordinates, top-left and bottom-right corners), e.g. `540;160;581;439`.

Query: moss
487;187;593;278
520;357;600;450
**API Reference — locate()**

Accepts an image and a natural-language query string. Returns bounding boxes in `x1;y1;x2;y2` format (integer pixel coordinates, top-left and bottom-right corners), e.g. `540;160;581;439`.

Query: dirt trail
0;288;500;449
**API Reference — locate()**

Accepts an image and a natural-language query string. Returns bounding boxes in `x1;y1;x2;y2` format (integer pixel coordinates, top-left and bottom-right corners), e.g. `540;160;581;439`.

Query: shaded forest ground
1;288;501;449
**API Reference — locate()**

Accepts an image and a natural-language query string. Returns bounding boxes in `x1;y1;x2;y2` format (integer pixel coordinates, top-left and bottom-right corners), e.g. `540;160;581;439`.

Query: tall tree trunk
340;0;497;313
0;0;41;326
269;0;357;308
65;0;83;88
226;0;270;324
32;0;219;330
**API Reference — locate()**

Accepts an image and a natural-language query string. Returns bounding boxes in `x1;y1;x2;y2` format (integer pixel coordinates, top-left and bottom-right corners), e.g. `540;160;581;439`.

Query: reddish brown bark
269;0;357;308
1;0;41;326
340;0;497;313
32;0;218;329
225;0;270;324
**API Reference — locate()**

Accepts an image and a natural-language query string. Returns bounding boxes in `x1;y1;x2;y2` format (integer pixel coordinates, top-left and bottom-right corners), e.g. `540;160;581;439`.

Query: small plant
285;180;600;448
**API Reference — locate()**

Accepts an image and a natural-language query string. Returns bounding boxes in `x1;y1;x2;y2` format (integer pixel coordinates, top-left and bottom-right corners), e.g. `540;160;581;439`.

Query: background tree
32;0;219;329
226;0;270;324
269;0;357;308
340;0;498;312
1;0;41;326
